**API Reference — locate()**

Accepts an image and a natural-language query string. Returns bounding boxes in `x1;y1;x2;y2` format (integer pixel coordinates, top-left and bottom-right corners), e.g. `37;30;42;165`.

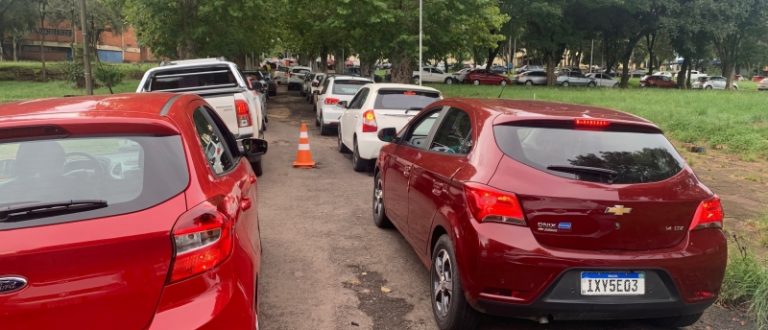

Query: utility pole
78;0;93;94
418;0;423;86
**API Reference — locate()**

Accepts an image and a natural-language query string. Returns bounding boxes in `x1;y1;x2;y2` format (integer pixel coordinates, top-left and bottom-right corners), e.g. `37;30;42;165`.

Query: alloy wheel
432;249;453;319
373;178;384;219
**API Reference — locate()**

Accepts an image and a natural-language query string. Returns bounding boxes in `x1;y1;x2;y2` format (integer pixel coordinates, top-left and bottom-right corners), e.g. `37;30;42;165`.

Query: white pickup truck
137;58;267;175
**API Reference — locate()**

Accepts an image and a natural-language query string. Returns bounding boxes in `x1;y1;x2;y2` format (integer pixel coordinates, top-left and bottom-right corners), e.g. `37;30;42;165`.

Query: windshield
0;136;189;230
332;80;371;95
148;65;237;92
494;125;685;184
374;89;441;109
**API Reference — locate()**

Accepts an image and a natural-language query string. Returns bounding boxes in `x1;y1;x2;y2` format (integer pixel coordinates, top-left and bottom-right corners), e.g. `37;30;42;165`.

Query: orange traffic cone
292;122;316;168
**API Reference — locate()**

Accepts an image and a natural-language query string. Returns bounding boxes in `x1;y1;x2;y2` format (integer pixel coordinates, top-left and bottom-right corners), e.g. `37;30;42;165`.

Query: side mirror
239;138;268;157
337;101;348;108
377;127;398;142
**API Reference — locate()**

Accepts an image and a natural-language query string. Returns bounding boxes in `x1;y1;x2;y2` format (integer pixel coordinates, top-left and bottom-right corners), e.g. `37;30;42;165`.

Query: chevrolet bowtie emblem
605;205;632;216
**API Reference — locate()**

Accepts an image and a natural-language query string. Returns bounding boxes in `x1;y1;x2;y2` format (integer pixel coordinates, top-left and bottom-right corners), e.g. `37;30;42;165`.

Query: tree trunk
334;49;344;73
645;32;657;74
485;39;504;71
723;62;735;90
12;35;18;61
545;55;557;86
320;48;328;73
620;57;631;88
390;52;412;84
676;57;689;88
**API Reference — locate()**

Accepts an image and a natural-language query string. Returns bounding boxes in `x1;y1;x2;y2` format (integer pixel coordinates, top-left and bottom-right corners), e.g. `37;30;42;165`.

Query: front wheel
431;235;479;330
500;80;507;86
561;81;569;87
473;80;480;86
445;77;454;84
587;82;596;87
413;76;421;84
525;80;533;86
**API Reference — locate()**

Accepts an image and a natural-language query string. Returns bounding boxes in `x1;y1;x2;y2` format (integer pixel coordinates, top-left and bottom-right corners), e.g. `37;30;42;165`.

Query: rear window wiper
405;107;423;114
546;165;618;182
0;200;108;223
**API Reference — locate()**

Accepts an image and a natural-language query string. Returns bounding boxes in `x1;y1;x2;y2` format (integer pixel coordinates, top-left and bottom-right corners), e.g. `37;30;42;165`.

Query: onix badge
605;205;632;216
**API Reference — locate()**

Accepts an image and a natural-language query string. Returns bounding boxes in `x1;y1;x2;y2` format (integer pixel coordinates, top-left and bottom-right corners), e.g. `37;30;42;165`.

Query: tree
0;0;37;61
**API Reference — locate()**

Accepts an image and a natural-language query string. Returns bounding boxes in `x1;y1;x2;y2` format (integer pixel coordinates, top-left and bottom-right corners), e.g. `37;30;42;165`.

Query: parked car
373;98;726;330
301;72;316;97
273;65;290;84
338;83;442;171
243;69;277;97
315;76;374;135
490;65;508;74
452;68;473;83
691;76;708;89
137;58;267;175
344;66;362;76
630;69;649;78
759;77;768;91
305;73;326;103
586;73;619;87
0;93;267;330
674;70;707;81
413;66;454;84
640;75;677;88
287;66;311;91
515;65;544;74
311;73;331;105
465;69;513;85
701;76;738;90
557;71;596;87
515;70;547;86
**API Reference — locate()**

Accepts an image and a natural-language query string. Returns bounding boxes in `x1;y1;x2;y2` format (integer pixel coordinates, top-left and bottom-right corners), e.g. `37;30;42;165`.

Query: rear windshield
494;125;685;184
374;89;441;109
332;80;371;95
0;136;189;230
148;65;237;92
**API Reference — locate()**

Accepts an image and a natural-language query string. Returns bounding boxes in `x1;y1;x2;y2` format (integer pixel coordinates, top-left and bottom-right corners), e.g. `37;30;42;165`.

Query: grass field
0;79;141;103
435;83;768;160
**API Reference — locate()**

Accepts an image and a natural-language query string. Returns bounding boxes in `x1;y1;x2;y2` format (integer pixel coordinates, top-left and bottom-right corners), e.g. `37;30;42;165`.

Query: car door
383;108;444;233
340;88;369;149
406;107;473;254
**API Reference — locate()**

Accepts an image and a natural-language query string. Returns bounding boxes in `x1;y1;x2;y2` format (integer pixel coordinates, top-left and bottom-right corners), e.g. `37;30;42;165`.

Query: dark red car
373;99;726;329
640;75;677;88
464;69;512;86
0;93;266;329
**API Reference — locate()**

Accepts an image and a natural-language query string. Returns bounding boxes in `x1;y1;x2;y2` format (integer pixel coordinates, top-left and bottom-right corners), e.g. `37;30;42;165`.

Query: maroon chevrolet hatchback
373;99;727;329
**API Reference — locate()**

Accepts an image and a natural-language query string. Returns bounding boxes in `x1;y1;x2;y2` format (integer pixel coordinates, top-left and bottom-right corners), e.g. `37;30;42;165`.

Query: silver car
702;76;738;90
516;70;547;85
759;78;768;91
557;71;596;87
586;73;618;87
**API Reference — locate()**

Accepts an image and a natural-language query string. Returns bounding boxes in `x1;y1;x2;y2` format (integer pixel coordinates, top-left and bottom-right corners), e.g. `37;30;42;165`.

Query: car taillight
168;201;234;283
235;100;252;128
324;97;340;105
689;195;724;231
362;110;377;132
575;119;610;128
464;183;526;226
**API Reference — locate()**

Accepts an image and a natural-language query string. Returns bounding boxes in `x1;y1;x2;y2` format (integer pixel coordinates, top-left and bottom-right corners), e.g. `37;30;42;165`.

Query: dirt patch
342;265;416;330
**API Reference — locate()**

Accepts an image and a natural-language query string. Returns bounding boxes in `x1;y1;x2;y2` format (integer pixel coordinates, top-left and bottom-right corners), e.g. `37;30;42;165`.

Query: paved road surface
256;87;749;330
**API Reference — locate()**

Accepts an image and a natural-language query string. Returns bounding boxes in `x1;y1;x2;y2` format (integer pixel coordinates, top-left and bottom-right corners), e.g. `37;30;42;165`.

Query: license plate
580;271;645;296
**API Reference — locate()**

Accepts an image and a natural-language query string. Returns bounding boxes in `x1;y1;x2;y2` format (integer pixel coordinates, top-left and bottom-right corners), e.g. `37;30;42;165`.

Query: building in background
3;20;154;63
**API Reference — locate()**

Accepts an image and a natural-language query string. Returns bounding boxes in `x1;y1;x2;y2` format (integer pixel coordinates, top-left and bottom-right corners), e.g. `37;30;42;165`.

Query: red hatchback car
465;69;513;86
0;93;266;330
640;75;677;88
373;99;726;329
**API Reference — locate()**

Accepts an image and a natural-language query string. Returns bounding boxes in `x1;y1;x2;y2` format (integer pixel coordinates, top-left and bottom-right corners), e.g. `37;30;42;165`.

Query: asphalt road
256;87;748;330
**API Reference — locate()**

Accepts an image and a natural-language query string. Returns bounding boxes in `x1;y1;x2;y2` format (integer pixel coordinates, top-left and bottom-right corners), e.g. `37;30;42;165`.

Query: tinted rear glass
332;80;371;95
0;136;189;230
494;125;684;184
374;90;440;109
148;65;237;91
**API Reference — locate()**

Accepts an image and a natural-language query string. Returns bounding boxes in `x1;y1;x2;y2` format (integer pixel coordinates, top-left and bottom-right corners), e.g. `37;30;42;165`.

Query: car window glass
320;78;331;94
374;89;441;109
332;80;370;95
430;109;473;155
192;108;236;175
404;110;441;149
348;88;369;110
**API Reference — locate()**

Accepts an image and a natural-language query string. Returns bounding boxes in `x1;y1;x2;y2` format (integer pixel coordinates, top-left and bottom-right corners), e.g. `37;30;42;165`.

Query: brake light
235;100;252;128
324;97;340;105
464;183;526;225
689;195;724;231
575;119;610;128
362;110;377;132
168;201;234;283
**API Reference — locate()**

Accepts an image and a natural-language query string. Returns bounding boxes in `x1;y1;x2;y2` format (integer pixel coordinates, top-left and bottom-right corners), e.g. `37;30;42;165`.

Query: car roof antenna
497;82;507;98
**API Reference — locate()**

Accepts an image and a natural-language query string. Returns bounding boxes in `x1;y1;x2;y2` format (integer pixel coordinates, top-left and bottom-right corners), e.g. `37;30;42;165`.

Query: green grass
435;83;768;160
720;236;768;329
0;79;141;103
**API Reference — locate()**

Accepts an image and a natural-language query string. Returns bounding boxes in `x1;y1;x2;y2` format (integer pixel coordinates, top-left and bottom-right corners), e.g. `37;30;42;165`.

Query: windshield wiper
0;200;108;223
546;165;618;182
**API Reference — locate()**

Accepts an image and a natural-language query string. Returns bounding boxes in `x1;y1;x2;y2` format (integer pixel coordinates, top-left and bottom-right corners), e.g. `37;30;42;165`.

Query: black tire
372;172;392;228
315;115;320;127
250;160;263;177
431;235;479;330
319;115;332;136
705;86;713;90
648;313;703;328
525;80;533;86
445;77;454;84
562;81;569;87
352;140;369;172
337;129;350;153
588;82;596;87
473;80;480;86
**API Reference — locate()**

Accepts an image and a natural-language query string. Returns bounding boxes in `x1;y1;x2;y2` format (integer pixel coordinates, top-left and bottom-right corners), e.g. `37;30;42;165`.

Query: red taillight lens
362;110;377;132
324;97;340;105
464;183;526;225
168;201;233;283
235;100;252;128
575;119;610;128
689;195;724;231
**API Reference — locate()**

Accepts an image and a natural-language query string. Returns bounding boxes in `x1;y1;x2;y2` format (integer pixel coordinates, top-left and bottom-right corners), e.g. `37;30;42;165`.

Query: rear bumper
356;132;385;160
319;105;343;124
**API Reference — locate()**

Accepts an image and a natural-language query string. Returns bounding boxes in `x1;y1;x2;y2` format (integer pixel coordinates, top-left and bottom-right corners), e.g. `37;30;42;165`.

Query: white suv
338;83;442;171
315;76;373;135
287;66;311;91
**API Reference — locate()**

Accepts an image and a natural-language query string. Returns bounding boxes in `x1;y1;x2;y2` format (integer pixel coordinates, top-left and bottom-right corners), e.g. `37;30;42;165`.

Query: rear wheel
431;235;479;330
372;172;392;228
500;80;507;86
445;77;454;84
352;139;370;172
648;313;703;328
473;80;480;86
337;129;350;153
414;76;421;84
319;115;332;136
562;81;570;87
525;80;533;86
587;82;596;87
705;86;713;90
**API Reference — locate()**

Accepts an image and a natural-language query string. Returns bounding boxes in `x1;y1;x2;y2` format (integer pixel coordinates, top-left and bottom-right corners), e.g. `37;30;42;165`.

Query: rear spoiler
493;117;663;134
